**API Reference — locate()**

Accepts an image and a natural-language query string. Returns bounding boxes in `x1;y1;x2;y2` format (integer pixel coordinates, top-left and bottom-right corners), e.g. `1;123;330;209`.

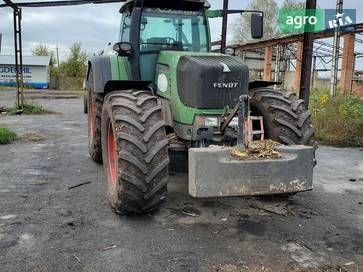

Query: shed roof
0;55;51;66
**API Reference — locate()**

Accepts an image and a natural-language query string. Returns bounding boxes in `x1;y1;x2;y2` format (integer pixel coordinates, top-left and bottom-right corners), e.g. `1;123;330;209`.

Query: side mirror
251;13;263;39
113;42;132;57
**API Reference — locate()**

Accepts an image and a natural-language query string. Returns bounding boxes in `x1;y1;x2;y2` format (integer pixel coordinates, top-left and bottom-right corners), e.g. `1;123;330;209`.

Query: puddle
0;214;17;220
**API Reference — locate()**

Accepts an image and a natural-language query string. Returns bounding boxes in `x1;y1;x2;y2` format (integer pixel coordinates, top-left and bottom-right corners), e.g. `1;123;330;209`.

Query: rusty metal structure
218;25;363;99
216;0;362;100
3;0;361;108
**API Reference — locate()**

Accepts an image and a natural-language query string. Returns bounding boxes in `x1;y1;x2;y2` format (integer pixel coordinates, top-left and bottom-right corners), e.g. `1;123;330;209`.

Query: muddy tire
101;90;169;214
87;69;103;163
249;87;317;149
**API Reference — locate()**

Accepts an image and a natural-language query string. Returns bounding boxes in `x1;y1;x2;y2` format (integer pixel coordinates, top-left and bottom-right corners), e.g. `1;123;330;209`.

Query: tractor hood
156;51;249;110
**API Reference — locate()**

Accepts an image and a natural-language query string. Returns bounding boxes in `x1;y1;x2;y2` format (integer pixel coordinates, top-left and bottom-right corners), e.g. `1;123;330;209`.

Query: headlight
157;73;168;92
204;117;219;127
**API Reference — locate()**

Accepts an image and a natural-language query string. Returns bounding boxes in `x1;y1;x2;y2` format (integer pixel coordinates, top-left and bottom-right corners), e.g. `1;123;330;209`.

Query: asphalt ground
0;90;362;272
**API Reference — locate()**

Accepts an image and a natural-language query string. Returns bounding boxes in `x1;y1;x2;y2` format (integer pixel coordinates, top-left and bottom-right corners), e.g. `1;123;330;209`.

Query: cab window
120;12;131;42
140;8;209;53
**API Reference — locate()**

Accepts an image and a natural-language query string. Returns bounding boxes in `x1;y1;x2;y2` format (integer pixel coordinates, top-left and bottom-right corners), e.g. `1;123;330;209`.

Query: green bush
0;127;16;144
310;88;363;147
6;101;47;115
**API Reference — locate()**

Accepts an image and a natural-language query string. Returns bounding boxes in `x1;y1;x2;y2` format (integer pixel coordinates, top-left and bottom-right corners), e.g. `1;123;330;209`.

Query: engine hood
176;54;249;109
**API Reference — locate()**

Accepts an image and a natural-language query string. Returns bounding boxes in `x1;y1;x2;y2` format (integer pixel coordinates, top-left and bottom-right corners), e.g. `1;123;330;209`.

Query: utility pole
56;45;60;67
221;0;229;52
0;33;2;54
329;0;343;97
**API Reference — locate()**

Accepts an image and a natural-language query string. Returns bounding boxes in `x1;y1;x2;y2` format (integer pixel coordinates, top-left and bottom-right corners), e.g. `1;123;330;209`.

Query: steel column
299;0;316;108
340;32;355;94
329;0;343;97
13;8;24;109
18;9;24;107
294;41;303;90
4;0;24;110
263;46;273;81
221;0;229;52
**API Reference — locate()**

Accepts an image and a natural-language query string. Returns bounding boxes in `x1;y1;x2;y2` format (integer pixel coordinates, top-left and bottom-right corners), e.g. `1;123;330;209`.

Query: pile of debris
230;140;283;160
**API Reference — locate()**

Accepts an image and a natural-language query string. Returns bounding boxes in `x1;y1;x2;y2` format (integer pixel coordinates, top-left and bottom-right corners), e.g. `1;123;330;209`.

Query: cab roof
120;0;210;12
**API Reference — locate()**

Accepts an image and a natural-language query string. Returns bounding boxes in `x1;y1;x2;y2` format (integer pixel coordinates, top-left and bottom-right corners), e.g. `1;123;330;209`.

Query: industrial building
0;55;50;88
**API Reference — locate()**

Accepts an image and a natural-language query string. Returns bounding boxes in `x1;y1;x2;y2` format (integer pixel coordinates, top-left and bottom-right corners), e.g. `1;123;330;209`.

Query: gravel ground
0;90;362;272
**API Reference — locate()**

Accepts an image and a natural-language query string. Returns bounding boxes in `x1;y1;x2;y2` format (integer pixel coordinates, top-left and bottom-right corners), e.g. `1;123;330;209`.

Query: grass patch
22;132;45;142
0;126;17;144
0;86;10;91
6;101;48;115
310;88;363;147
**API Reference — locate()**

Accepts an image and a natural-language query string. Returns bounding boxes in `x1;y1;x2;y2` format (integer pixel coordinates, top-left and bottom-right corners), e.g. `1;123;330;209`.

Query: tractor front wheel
249;87;316;148
87;69;103;163
101;90;170;214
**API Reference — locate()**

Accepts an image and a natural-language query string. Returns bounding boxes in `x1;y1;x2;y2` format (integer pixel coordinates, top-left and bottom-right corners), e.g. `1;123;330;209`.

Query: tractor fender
87;56;112;94
87;56;151;95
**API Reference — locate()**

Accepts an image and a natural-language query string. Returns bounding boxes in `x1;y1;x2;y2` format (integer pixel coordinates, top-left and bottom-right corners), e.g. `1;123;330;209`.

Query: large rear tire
249;87;316;148
101;90;169;214
87;69;103;163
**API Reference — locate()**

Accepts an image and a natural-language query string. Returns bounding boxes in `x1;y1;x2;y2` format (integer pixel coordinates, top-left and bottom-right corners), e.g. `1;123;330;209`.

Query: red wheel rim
88;95;94;146
107;122;117;187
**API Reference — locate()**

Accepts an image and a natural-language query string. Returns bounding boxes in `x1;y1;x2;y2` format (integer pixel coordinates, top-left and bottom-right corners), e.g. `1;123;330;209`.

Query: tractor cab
118;0;212;81
138;7;209;81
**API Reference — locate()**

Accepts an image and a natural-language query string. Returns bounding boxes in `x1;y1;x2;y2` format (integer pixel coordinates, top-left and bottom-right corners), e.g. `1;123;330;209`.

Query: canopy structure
1;0;317;108
0;0;126;109
0;0;123;8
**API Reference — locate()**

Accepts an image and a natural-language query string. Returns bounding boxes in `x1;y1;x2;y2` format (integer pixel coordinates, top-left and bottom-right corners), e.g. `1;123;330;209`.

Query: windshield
140;8;209;53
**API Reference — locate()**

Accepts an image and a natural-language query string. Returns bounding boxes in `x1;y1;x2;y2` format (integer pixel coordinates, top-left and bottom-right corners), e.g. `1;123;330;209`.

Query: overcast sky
0;0;362;69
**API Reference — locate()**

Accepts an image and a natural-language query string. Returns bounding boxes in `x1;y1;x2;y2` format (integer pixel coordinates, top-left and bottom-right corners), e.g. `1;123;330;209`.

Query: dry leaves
230;140;283;160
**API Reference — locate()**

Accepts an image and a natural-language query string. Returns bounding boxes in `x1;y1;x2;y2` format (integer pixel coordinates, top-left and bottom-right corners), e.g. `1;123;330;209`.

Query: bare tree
232;0;279;43
32;44;57;63
31;44;50;56
232;0;305;43
282;0;305;10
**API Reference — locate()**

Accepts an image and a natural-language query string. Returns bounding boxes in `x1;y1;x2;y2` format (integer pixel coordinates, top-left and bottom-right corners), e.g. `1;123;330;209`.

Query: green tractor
85;0;316;214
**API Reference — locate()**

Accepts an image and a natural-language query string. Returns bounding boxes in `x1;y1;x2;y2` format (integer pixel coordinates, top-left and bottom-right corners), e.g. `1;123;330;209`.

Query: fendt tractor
85;0;316;214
